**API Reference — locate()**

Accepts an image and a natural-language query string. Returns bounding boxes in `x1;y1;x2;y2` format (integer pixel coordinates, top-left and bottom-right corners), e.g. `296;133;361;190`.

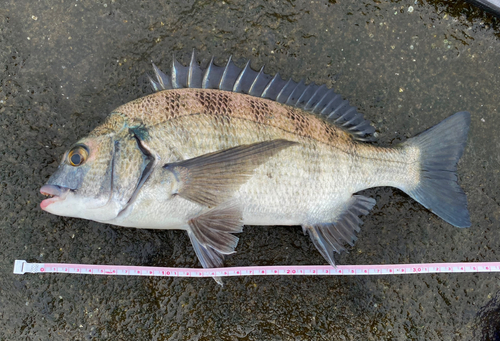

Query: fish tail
402;111;471;227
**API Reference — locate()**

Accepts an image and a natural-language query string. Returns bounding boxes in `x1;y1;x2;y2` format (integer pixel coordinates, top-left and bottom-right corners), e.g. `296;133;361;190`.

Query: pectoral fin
186;202;244;285
164;139;296;207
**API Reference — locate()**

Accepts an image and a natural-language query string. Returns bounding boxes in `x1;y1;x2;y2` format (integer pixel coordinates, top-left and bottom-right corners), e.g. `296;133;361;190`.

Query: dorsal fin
148;51;375;141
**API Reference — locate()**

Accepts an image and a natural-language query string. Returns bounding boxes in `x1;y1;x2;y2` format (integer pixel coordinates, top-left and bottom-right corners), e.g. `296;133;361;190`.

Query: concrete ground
1;0;499;339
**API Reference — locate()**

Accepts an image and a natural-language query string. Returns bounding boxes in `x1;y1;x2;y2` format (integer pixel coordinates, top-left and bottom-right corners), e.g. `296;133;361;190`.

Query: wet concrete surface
1;0;500;340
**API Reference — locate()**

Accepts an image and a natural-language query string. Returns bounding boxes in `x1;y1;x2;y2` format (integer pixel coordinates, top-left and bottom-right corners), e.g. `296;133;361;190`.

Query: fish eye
68;145;89;167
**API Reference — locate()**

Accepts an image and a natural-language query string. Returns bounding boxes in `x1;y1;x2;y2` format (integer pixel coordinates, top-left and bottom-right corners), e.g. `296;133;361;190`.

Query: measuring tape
13;260;500;278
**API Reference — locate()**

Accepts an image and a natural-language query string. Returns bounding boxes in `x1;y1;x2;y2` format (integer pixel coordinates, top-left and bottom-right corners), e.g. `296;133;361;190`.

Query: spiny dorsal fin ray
274;78;294;103
151;63;172;90
304;195;376;266
202;57;224;89
233;60;251;93
171;54;189;89
249;66;273;97
148;52;376;141
261;72;287;99
188;50;203;88
286;79;306;106
304;84;328;110
220;56;242;91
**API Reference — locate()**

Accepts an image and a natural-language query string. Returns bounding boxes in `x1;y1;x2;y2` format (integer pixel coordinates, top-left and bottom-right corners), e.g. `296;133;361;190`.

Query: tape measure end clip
13;260;27;274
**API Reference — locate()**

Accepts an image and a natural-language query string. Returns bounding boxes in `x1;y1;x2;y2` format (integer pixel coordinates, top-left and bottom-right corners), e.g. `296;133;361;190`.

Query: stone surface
1;0;499;339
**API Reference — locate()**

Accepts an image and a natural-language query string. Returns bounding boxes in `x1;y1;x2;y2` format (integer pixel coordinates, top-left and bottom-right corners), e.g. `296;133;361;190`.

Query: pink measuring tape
13;260;500;277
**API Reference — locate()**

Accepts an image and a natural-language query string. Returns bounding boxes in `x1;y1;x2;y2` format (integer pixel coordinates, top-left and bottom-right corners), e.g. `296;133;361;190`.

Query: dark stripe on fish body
248;98;273;124
110;89;356;152
194;91;234;127
147;53;375;141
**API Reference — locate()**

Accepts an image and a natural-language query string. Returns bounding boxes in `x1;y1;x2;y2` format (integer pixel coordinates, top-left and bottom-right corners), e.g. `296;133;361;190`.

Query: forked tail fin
402;111;471;227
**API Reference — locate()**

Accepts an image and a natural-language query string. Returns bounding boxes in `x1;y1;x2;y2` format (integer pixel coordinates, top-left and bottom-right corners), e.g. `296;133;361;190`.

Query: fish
40;51;471;284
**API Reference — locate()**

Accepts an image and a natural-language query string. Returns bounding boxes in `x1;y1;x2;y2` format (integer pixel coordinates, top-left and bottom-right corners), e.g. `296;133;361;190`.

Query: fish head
40;134;118;221
40;115;152;222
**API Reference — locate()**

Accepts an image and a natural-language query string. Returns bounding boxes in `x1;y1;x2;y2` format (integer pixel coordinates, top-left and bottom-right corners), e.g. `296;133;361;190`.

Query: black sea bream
40;52;471;284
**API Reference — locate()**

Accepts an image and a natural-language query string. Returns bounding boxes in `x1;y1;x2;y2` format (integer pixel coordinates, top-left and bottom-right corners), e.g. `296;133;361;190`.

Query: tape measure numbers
13;260;500;278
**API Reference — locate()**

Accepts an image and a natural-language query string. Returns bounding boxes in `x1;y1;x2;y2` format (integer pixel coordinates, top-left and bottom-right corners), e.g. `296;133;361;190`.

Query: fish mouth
40;185;70;210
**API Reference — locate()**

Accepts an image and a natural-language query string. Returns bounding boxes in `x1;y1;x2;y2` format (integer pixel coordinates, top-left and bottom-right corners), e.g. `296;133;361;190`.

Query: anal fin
304;195;376;266
187;202;243;285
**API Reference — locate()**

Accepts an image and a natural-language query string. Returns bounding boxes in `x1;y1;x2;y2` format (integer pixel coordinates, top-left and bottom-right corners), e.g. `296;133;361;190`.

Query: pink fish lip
40;185;70;210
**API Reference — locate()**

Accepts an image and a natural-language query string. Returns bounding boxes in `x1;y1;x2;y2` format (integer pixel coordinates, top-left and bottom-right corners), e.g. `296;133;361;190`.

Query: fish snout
40;184;70;210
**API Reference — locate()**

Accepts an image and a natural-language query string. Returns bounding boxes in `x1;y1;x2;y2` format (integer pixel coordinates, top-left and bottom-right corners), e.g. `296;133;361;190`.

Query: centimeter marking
13;260;500;278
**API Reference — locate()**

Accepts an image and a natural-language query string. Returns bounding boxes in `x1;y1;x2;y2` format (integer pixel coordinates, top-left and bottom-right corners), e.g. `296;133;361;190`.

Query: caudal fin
403;111;471;227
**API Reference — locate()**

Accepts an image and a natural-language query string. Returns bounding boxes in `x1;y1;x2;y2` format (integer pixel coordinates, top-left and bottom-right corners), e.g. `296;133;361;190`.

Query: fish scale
105;105;412;228
40;52;471;284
